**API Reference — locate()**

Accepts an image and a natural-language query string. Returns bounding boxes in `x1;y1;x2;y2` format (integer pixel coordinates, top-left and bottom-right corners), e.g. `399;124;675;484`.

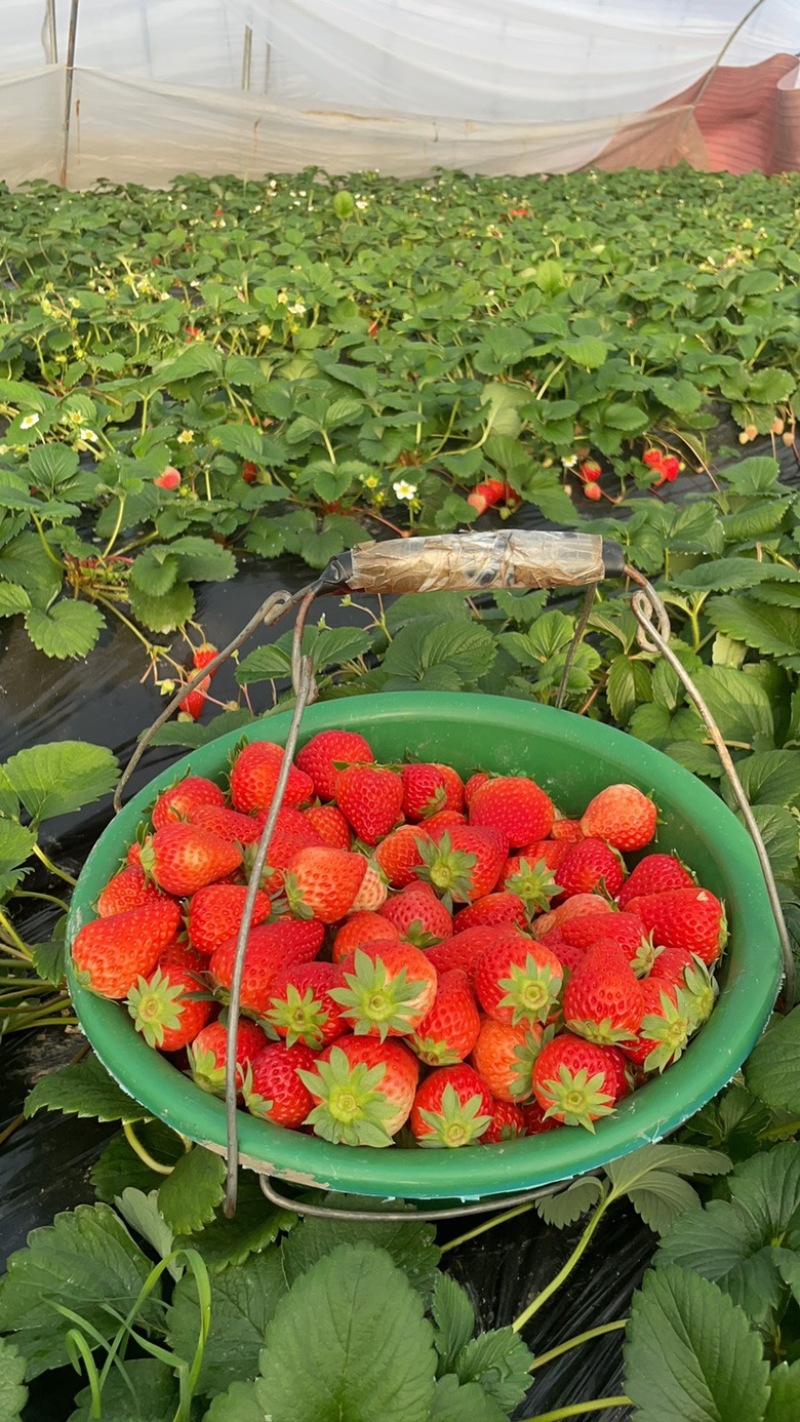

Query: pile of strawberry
71;732;726;1149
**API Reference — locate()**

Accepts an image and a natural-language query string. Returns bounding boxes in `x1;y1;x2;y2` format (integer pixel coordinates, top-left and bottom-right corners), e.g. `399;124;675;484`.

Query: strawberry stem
439;1201;536;1254
527;1318;627;1372
512;1190;611;1333
122;1120;176;1176
524;1399;632;1421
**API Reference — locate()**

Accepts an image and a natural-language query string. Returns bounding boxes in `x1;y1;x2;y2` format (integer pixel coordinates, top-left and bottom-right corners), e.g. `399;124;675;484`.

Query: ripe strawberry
550;818;584;843
229;741;313;813
379;884;452;947
533;893;613;937
248;817;325;895
464;772;490;805
626;887;726;964
482;1099;526;1144
295;729;374;801
401;763;449;821
410;1065;493;1147
562;947;644;1045
555;838;625;899
617;853;695;909
520;1100;559;1135
127;961;214;1051
245;1042;318;1128
140;824;242;896
409;969;481;1066
416;827;506;904
531;1033;621;1129
426;923;521;982
349;859;388;913
266;961;347;1048
186;883;272;956
646;942;695;986
303;804;351;849
96;864;161;917
332;912;400;964
470;1017;541;1102
283;847;367;923
159;939;206;974
374;825;431;888
188;1017;268;1095
187;804;264;846
560;911;654;975
517;839;569;871
334;764;404;844
299;1036;419;1143
434;763;465;812
72;899;183;999
580;783;657;852
545;937;588;977
192;643;219;676
126;841;143;866
423;809;467;834
209;918;324;1016
454;891;528;933
475;934;564;1028
152;775;225;830
332;942;437;1039
501;856;562;915
469;776;555;847
178;675;210;721
620;979;692;1072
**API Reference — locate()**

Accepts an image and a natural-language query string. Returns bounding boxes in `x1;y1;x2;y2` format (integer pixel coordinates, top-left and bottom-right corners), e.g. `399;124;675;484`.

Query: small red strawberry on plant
475;934;564;1028
178;675;210;721
334;764;404;844
187;1017;268;1095
331;943;437;1039
140;824;243;896
192;643;219;676
410;1065;493;1147
127;962;214;1052
470;1017;541;1102
266;961;347;1048
580;783;657;852
244;1042;318;1129
531;1033;621;1130
299;1036;419;1143
152;776;225;830
469;776;555;847
186;883;272;956
72;898;183;999
295;729;374;801
409;969;481;1066
283;846;367;923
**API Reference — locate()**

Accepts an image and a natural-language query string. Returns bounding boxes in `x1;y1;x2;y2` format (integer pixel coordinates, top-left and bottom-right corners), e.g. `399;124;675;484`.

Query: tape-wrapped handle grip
320;531;625;596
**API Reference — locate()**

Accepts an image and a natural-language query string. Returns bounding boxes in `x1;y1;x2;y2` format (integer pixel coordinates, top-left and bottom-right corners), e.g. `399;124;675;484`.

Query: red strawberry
545;937;588;977
482;1098;526;1144
159;939;206;975
303;804;351;849
332;912;400;964
464;772;490;805
299;1035;419;1143
646;942;695;986
188;1018;268;1095
72;899;183;999
533;893;613;937
520;1100;559;1135
187;804;264;846
186;883;272;956
454;891;528;933
152;776;225;830
626;887;726;965
140;824;242;896
517;839;569;871
126;841;143;866
245;1041;318;1128
426;923;521;983
379;883;452;947
531;1034;621;1130
332;942;437;1039
349;859;388;913
562;947;644;1045
96;864;161;917
416;827;506;904
550;819;584;844
555;838;625;899
469;777;554;848
127;961;214;1052
283;847;367;923
410;1065;493;1147
334;764;404;844
295;729;374;801
229;741;313;813
250;818;325;896
620;979;693;1072
580;783;657;852
617;853;696;909
470;1017;541;1102
374;825;431;888
500;855;562;915
475;934;563;1028
266;961;347;1048
192;643;219;676
209;918;324;1016
560;911;654;975
401;764;449;821
424;809;467;834
178;675;210;721
434;763;465;812
409;969;481;1066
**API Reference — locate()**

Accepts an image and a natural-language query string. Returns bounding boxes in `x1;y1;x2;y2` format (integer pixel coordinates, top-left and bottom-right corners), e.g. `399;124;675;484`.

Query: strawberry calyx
281;873;314;920
541;1065;615;1131
497;952;563;1027
509;1030;544;1100
631;932;659;977
127;968;207;1049
641;986;693;1072
330;949;430;1040
415;833;477;905
409;1032;463;1068
505;857;561;914
565;1013;637;1047
680;956;718;1029
417;1082;492;1148
266;984;331;1048
297;1047;393;1147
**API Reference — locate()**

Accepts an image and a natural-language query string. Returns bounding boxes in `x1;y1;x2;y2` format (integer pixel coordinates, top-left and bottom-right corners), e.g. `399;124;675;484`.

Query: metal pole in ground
59;0;82;187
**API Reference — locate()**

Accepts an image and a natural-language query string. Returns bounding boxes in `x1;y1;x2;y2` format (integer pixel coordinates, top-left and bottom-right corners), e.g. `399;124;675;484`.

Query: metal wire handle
259;1172;562;1222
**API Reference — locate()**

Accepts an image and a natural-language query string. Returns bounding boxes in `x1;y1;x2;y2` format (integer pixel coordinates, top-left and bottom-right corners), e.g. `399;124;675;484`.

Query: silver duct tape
347;532;605;594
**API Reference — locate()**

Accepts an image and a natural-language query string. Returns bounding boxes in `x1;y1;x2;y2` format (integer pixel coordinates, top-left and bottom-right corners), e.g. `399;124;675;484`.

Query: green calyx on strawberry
298;1045;395;1147
504;857;562;914
413;1074;493;1148
266;983;333;1049
642;988;693;1072
330;945;436;1040
498;954;562;1027
532;1035;617;1131
127;966;212;1050
415;831;477;906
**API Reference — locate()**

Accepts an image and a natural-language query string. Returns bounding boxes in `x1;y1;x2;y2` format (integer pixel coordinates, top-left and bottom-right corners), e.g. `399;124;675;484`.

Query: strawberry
619;979;692;1072
454;891;528;933
248;818;324;896
501;856;562;915
245;1041;318;1128
152;775;225;830
283;847;367;923
186;883;272;956
295;729;374;801
531;1033;621;1129
475;934;564;1028
96;864;161;917
374;825;431;888
159;939;206;974
426;923;521;982
334;764;404;844
349;859;388;913
401;764;449;821
516;839;569;871
580;783;657;852
192;643;219;676
470;1017;541;1102
379;883;452;947
555;838;625;899
72;899;183;999
520;1100;559;1135
299;1036;419;1143
332;912;400;964
423;809;467;834
140;824;242;896
416;827;506;904
178;675;210;721
625;887;726;964
229;741;313;813
560;911;654;975
127;962;214;1052
265;961;347;1048
464;772;490;805
482;1099;526;1144
562;946;644;1045
409;969;481;1066
617;853;695;909
410;1065;493;1147
646;942;695;986
550;819;584;844
533;893;613;937
332;942;437;1039
434;763;465;812
545;936;587;977
187;804;263;846
188;1017;268;1095
303;804;351;849
209;918;324;1016
126;842;143;866
469;776;555;848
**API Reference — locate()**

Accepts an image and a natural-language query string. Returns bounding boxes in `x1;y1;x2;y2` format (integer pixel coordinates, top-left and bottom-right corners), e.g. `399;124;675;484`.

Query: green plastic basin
66;693;781;1201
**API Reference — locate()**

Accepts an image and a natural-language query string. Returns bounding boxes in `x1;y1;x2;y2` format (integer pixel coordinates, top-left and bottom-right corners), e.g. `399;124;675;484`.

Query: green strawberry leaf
2;741;119;823
764;1361;800;1421
24;600;105;659
431;1272;475;1374
25;1054;148;1124
201;1379;266;1422
90;1120;187;1201
68;1359;178;1422
173;1169;294;1272
0;1337;27;1422
167;1249;287;1396
745;1007;800;1113
281;1198;440;1305
535;1177;604;1228
157;1146;226;1236
452;1325;534;1411
0;819;37;899
429;1373;509;1421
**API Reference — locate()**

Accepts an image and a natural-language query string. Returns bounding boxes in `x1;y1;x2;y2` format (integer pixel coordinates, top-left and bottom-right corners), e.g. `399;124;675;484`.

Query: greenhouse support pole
59;0;82;187
43;0;58;64
242;26;253;91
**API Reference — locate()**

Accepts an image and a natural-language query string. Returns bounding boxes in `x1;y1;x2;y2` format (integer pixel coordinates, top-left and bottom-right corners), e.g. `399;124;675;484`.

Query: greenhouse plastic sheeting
0;2;799;190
